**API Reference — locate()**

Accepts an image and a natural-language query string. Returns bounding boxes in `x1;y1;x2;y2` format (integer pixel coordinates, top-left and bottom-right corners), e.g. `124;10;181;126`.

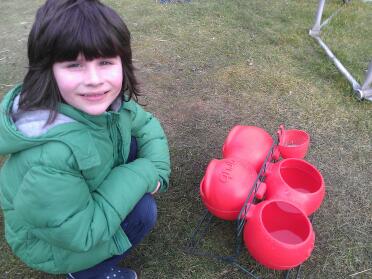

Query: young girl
0;0;171;278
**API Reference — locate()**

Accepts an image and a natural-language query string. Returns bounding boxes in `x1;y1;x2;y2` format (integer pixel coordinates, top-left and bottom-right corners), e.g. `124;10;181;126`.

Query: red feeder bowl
244;200;315;270
277;125;310;159
264;158;325;216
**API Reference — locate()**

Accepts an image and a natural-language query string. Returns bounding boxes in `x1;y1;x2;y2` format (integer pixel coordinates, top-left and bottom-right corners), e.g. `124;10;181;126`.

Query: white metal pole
360;61;372;100
309;0;372;101
310;0;326;36
313;36;360;91
362;61;372;90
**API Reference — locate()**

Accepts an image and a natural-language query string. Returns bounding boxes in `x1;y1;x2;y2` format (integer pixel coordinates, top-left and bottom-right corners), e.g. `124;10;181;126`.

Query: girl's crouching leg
66;194;157;278
121;193;158;247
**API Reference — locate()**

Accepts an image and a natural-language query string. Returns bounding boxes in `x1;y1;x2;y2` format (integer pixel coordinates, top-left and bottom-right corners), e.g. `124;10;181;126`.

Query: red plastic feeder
264;158;325;216
222;125;274;172
243;200;315;270
277;125;310;159
200;158;259;220
196;124;324;272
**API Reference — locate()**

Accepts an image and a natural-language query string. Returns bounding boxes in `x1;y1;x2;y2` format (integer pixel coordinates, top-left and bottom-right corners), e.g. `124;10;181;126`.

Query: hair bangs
53;5;122;62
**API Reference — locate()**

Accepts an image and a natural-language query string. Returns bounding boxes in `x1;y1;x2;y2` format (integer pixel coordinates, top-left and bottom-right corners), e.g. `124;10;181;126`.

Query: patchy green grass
0;0;371;278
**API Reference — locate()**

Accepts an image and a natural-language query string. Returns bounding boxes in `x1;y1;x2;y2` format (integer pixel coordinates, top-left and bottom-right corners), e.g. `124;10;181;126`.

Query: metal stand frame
185;210;310;279
309;0;372;101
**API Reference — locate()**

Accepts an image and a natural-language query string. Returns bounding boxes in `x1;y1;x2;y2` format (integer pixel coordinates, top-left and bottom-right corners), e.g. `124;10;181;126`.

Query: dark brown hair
20;0;140;123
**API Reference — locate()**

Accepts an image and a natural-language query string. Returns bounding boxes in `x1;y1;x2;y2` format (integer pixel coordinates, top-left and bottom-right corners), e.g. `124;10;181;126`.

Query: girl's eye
66;63;81;68
100;61;113;66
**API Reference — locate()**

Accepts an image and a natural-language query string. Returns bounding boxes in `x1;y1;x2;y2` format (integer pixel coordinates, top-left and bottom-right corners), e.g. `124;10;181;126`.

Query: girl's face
52;54;123;115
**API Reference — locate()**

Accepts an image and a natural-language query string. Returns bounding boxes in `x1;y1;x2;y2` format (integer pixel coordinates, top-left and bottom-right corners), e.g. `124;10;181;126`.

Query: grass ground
0;0;371;278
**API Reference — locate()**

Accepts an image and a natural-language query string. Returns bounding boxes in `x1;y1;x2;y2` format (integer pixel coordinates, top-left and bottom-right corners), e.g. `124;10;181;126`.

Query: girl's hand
151;181;161;195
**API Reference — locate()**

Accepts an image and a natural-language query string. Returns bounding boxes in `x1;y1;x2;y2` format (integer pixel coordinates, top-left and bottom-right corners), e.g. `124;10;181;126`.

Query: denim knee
137;193;157;231
120;193;158;246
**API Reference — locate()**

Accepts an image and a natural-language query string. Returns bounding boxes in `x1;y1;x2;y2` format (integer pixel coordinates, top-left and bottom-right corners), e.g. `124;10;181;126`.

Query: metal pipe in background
312;35;361;91
360;61;372;100
362;61;372;90
310;0;326;36
309;0;372;101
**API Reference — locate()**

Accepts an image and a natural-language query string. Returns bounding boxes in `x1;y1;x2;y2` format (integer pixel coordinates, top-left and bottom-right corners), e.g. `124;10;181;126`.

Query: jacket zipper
107;113;123;166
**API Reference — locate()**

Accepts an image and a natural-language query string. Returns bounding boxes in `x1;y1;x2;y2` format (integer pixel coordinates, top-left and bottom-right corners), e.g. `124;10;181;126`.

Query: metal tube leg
362;61;372;90
313;36;361;90
310;0;326;36
360;60;372;100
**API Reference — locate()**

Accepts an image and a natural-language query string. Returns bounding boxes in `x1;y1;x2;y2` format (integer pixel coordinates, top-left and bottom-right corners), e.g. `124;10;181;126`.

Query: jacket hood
0;85;108;170
0;85;53;155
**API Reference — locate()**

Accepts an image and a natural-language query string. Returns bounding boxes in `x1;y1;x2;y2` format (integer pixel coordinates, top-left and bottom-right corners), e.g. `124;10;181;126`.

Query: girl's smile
79;91;110;101
53;54;123;115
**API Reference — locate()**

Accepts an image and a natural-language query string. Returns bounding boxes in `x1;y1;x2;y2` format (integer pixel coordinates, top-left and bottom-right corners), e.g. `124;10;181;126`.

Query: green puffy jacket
0;85;171;274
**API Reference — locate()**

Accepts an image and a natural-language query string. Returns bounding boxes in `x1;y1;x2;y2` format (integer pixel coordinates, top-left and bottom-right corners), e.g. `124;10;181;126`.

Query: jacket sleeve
13;157;158;252
129;102;171;192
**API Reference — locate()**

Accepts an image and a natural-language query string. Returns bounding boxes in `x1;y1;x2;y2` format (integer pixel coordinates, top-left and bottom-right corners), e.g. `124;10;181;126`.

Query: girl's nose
84;64;103;86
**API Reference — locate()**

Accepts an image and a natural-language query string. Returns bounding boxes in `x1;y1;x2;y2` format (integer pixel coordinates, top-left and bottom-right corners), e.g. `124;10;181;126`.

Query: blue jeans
70;137;157;278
